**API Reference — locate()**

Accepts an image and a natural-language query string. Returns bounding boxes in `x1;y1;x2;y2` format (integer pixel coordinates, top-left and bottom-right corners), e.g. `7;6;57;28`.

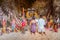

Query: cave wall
0;0;60;17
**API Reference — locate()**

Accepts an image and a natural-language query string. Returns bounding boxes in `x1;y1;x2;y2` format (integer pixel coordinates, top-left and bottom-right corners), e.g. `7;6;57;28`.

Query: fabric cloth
11;19;16;30
31;23;36;33
11;24;15;30
38;18;46;32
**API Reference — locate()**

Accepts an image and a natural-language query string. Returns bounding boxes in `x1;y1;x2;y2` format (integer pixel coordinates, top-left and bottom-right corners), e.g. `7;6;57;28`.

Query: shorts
38;27;45;32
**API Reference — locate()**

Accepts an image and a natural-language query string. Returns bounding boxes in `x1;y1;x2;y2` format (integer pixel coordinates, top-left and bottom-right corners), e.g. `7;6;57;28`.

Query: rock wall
32;0;60;17
54;0;60;17
0;0;18;16
32;0;49;15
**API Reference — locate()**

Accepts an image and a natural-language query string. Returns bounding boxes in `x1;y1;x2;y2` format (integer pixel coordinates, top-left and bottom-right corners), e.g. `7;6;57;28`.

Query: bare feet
43;32;46;35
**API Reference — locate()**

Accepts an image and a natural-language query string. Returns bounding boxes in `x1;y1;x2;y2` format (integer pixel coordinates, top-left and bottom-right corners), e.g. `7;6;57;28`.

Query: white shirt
38;18;45;28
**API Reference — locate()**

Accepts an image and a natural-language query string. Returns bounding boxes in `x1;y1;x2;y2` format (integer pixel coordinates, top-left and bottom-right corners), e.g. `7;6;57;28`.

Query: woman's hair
32;17;35;20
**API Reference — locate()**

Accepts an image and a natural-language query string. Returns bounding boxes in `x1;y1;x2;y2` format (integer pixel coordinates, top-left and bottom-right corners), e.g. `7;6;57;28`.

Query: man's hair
40;15;42;18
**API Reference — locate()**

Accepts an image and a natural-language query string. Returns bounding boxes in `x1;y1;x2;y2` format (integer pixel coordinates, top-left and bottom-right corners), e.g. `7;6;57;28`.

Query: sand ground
0;29;60;40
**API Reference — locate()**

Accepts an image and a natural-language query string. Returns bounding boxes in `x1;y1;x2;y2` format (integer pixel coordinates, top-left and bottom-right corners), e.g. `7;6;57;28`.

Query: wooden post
22;7;24;17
